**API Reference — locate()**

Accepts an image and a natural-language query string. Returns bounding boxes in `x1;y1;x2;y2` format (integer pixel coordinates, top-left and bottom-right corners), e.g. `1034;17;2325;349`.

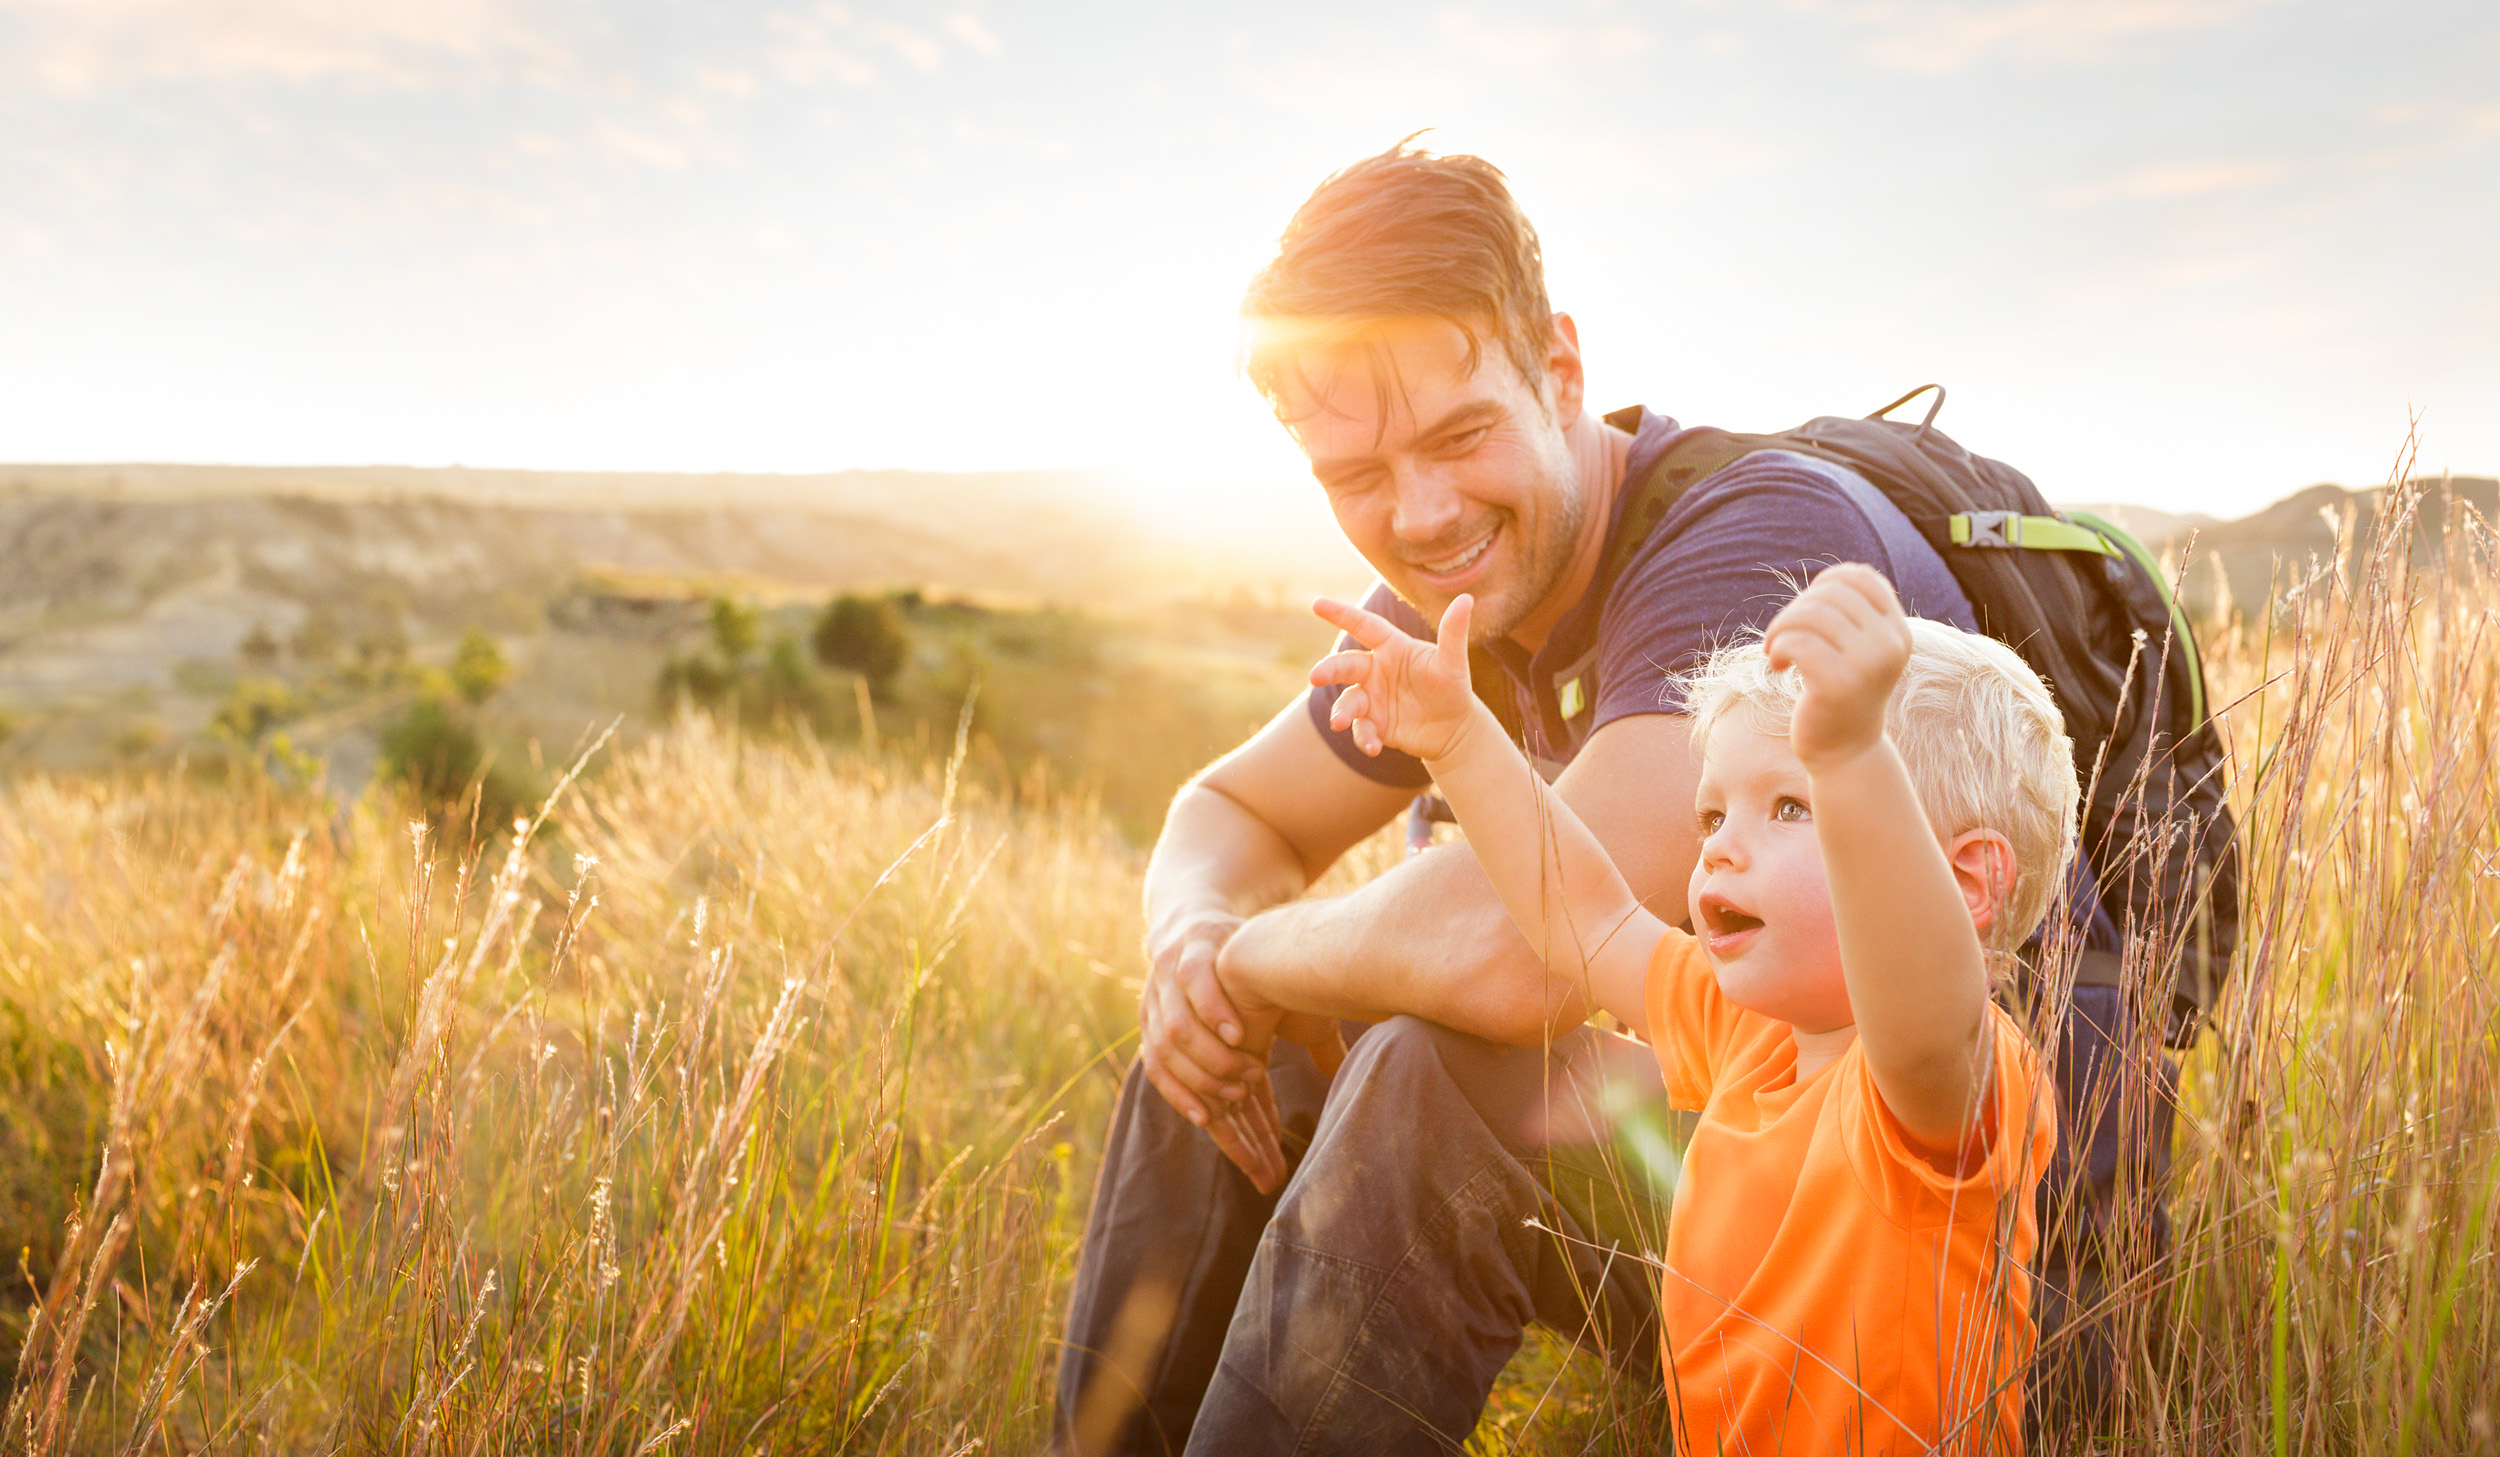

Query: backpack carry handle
1869;383;1946;437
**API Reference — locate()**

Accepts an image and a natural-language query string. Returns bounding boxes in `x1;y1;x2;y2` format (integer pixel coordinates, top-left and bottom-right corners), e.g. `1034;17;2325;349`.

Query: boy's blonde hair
1682;616;2080;948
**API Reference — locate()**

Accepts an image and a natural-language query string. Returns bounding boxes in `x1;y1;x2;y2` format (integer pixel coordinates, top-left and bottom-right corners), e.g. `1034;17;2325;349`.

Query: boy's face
1687;717;1854;1035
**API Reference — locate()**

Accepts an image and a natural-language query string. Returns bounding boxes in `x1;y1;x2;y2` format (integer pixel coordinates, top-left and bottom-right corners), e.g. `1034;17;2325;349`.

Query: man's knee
1334;1013;1464;1085
1263;1018;1513;1237
1337;1015;1593;1153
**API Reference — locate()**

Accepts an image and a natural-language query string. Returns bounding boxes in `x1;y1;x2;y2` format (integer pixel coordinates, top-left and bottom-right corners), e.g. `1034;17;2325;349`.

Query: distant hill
0;462;1362;601
2073;476;2498;618
0;460;2488;790
2057;502;2221;548
0;461;1367;786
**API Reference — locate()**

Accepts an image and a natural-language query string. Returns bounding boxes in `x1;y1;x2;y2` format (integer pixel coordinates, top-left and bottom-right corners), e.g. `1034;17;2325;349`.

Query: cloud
2050;157;2294;208
1433;11;1656;74
1801;0;2281;74
868;19;944;72
765;11;880;87
2366;99;2500;164
950;116;1069;162
590;121;700;173
0;0;559;91
762;8;962;88
946;14;1000;56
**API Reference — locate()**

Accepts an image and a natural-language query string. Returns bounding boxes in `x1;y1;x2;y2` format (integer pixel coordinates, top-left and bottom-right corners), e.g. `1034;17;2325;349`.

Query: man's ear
1944;828;2016;937
1544;311;1587;420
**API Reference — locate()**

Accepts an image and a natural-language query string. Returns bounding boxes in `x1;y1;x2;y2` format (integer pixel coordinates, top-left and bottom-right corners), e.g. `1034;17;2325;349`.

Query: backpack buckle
1954;510;2017;547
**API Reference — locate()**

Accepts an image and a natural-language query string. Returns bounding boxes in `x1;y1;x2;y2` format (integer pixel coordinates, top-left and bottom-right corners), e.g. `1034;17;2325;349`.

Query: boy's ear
1943;828;2016;937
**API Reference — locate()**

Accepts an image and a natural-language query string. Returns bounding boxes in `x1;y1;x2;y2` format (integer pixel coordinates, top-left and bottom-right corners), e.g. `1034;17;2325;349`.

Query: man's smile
1409;523;1501;585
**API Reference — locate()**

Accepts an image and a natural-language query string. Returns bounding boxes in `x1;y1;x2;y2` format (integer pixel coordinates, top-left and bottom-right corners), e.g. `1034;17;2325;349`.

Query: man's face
1268;317;1584;645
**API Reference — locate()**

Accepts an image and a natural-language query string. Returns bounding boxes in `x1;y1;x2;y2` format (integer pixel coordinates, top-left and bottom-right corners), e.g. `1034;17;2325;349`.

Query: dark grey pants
1054;1017;1666;1456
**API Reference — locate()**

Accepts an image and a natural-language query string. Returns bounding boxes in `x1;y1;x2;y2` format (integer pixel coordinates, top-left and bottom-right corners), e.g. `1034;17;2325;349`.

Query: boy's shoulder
1838;1001;2057;1218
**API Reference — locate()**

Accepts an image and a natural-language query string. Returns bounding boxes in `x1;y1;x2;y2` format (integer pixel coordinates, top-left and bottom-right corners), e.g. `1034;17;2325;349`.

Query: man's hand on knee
1139;912;1268;1122
1197;1000;1342;1197
1141;908;1358;1196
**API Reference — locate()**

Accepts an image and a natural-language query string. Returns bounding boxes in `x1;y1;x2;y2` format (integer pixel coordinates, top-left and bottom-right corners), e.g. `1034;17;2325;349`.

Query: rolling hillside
1;461;2487;801
0;464;1358;815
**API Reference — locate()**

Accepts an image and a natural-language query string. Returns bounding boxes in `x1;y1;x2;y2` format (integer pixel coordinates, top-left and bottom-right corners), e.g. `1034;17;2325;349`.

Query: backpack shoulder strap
1595;408;1785;591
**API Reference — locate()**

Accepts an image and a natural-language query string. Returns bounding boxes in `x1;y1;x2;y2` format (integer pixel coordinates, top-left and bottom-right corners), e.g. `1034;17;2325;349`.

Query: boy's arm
1310;595;1665;1027
1766;565;1995;1152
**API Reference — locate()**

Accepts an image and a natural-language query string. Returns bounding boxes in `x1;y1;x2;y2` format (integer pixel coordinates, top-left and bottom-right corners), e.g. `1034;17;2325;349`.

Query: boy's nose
1698;827;1738;872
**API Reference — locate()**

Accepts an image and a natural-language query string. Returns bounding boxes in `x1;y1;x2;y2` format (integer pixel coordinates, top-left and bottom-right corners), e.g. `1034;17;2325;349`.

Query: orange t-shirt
1645;932;2055;1455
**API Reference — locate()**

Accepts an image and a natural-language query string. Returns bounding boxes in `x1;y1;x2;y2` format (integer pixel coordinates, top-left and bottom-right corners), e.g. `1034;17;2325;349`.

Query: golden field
0;481;2493;1453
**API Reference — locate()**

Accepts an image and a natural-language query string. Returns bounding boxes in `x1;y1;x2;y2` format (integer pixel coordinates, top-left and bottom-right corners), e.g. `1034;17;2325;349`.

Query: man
1056;144;2131;1455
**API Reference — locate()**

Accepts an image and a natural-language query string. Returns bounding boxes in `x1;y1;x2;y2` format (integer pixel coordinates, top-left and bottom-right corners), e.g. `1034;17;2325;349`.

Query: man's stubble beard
1463;441;1587;648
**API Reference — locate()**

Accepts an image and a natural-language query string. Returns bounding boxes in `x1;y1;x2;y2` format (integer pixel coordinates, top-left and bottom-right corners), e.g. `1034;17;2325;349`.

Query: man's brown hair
1241;139;1552;406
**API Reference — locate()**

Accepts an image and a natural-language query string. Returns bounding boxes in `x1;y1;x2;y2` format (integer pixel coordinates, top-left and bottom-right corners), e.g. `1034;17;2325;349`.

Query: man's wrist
1145;900;1241;957
1211;909;1291;1017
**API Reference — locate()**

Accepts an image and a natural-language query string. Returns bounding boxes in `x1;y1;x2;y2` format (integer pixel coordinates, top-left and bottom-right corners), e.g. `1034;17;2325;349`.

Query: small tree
211;678;295;745
380;694;482;803
381;692;531;829
655;653;735;712
450;628;511;706
812;593;910;698
289;609;341;663
760;633;828;722
709;597;762;666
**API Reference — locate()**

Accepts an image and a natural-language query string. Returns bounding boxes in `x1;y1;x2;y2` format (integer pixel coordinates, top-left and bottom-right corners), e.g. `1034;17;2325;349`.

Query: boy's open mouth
1698;894;1762;938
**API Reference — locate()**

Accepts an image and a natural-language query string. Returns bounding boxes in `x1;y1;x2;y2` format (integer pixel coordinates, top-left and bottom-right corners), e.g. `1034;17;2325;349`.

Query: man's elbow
1463;949;1595;1046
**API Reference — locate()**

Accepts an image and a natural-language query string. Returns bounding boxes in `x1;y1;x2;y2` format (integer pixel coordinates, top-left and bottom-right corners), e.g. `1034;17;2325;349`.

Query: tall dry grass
2106;475;2500;1450
1;715;1141;1452
0;472;2493;1453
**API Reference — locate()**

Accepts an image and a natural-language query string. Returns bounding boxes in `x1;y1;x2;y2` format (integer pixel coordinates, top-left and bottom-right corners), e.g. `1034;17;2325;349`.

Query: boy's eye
1695;809;1724;836
1774;797;1812;823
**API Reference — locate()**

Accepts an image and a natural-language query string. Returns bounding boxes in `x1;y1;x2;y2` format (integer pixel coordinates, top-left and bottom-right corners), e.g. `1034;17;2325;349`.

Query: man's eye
1775;798;1812;823
1437;427;1490;455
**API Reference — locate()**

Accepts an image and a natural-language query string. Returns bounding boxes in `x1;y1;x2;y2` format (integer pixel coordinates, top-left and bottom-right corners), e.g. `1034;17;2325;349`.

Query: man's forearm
1142;779;1316;942
1219;845;1596;1044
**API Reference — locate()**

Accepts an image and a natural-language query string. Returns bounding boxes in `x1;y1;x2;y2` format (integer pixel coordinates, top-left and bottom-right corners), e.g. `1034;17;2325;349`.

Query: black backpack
1595;387;2240;1046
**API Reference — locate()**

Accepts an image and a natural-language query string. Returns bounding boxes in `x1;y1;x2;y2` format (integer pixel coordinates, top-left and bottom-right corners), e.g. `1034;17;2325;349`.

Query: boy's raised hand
1309;594;1482;763
1762;563;1913;770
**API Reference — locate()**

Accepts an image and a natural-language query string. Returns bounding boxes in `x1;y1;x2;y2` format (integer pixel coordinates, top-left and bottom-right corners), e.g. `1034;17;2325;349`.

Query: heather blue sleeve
1592;455;1903;725
1305;581;1436;789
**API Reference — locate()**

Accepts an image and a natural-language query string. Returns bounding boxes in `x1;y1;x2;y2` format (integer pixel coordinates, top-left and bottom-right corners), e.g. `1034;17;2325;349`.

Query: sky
2;0;2494;525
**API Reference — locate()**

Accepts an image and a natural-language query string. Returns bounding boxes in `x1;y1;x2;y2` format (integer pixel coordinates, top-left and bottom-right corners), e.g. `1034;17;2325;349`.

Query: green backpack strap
1946;510;2117;556
1953;501;2210;729
2062;509;2209;728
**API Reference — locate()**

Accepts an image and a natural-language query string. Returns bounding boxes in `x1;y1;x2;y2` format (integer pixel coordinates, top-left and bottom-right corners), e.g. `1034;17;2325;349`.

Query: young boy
1311;562;2065;1453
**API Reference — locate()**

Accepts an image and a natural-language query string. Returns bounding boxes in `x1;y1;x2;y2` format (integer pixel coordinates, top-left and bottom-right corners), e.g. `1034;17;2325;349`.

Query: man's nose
1389;463;1465;545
